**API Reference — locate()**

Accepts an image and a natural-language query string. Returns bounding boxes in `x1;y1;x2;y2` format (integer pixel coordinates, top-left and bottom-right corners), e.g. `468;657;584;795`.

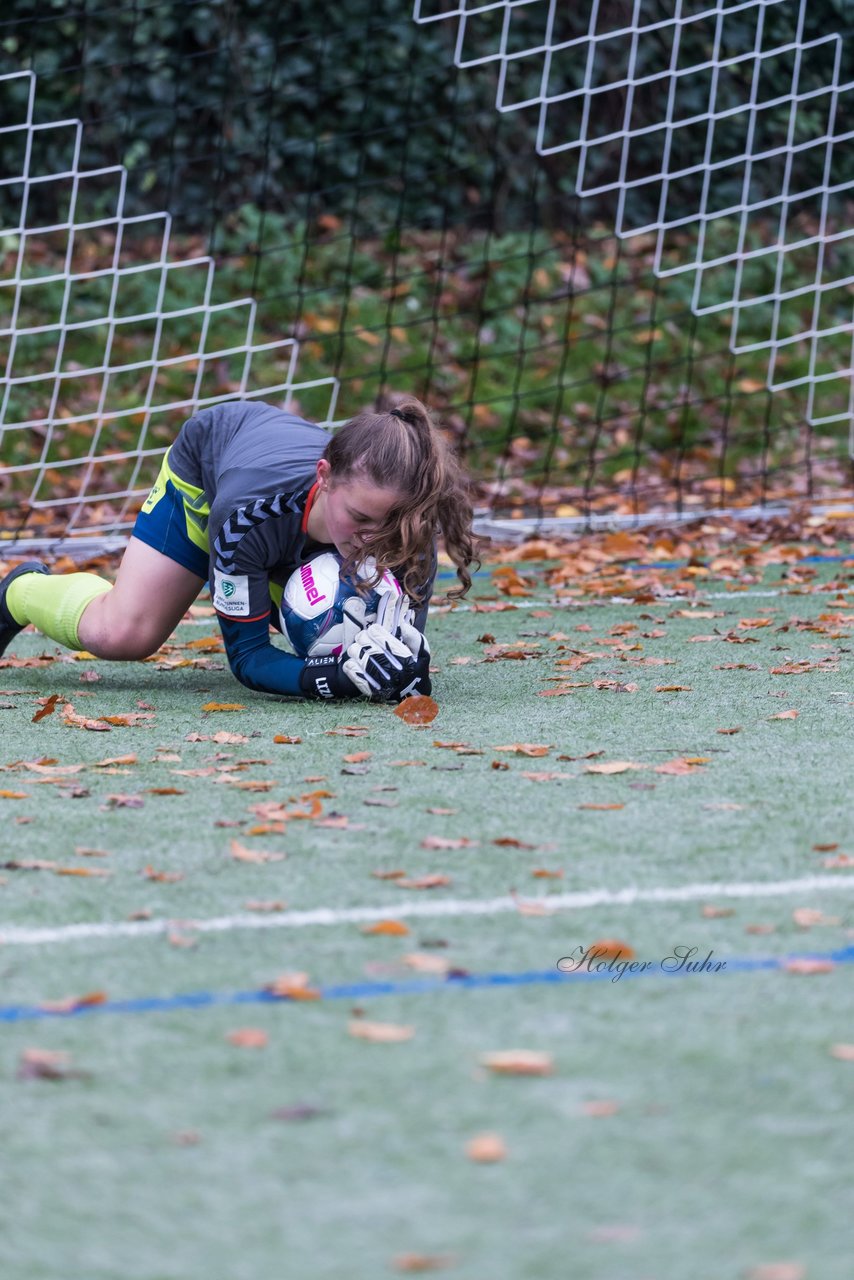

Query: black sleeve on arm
408;541;438;633
217;613;306;697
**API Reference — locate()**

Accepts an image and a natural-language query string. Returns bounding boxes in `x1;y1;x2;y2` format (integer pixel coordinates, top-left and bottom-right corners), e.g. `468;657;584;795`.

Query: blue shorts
132;454;210;580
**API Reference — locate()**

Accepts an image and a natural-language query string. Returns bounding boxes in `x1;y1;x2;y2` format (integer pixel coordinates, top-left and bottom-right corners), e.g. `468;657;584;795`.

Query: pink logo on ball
300;562;326;606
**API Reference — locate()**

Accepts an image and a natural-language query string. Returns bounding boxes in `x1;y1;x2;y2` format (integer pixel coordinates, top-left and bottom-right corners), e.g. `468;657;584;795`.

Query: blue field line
2;945;853;1023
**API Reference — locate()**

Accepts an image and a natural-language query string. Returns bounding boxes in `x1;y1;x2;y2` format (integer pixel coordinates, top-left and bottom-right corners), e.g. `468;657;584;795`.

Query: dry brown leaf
492;743;552;757
32;693;62;722
38;991;107;1014
0;789;29;799
99;713;155;726
743;1264;806;1280
392;1254;456;1273
53;866;111;878
792;908;839;928
590;938;636;959
396;875;452;890
395;695;439;725
584;761;642;775
273;734;302;744
226;1028;269;1048
812;842;839;852
769;709;799;720
402;952;451;975
17;1048;81;1081
701;905;736;918
493;837;537;849
480;1049;554;1076
361;919;411;936
244;899;287;913
578;802;625;811
343;750;372;763
465;1132;507;1162
581;1099;620;1117
531;868;564;878
654;757;705;775
655;685;693;693
265;973;321;1001
716;726;742;735
326;725;369;737
202;702;246;712
783;958;834;975
348;1018;414;1042
420;836;478;850
142;865;183;883
229;839;285;864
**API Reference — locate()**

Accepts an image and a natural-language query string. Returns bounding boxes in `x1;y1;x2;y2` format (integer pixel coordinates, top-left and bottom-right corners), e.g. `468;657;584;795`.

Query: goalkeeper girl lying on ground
0;398;478;702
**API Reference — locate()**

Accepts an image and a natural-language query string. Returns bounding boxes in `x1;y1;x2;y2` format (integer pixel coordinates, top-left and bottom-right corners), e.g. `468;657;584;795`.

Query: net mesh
0;0;851;550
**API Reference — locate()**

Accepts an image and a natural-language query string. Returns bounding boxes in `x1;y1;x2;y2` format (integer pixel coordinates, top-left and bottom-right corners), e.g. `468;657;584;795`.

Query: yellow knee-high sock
6;572;112;651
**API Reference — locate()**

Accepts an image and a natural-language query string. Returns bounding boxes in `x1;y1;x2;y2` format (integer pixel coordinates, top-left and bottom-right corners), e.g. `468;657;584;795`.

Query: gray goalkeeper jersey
167;400;333;620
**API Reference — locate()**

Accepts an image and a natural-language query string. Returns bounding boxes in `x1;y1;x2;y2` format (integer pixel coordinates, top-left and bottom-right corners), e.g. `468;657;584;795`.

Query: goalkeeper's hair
324;397;479;602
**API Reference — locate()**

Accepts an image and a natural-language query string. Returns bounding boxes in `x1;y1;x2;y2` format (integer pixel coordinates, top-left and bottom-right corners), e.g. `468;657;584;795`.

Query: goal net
1;0;851;551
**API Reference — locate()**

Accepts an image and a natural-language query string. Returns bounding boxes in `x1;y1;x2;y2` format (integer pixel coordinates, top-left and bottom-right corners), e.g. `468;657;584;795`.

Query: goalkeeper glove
389;610;432;699
299;623;417;701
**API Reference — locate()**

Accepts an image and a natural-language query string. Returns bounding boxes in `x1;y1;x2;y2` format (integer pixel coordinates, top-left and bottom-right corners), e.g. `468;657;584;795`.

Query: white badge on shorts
213;571;250;616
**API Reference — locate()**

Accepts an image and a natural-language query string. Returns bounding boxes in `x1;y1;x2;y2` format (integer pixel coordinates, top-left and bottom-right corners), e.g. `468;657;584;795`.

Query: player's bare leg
77;537;206;659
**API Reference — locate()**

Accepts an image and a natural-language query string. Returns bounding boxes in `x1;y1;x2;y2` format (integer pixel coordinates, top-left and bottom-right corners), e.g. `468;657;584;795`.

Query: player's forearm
218;614;305;697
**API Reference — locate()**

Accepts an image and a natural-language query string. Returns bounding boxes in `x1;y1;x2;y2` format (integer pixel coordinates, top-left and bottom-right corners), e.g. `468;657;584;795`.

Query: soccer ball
280;552;401;658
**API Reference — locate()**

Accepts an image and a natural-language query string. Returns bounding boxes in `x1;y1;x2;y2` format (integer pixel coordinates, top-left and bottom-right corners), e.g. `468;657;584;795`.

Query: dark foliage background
2;0;851;236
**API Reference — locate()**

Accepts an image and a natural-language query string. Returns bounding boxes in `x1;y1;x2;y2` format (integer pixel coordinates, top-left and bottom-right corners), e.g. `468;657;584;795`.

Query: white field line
2;875;853;948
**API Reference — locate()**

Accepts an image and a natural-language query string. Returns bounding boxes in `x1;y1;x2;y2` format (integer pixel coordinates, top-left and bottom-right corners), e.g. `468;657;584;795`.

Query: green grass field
1;552;852;1280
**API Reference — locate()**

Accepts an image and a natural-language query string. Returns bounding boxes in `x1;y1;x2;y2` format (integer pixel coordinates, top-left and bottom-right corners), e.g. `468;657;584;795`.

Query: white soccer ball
280;552;401;658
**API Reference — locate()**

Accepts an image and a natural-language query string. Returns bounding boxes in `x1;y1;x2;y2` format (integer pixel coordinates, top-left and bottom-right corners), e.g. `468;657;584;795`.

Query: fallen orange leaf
421;836;478;850
769;709;799;720
395;875;452;890
590;938;636;960
783;958;834;975
361;919;411;936
226;1028;269;1048
394;695;439;725
581;1099;620;1117
584;761;642;775
392;1253;456;1273
229;839;285;864
480;1049;554;1076
465;1132;507;1162
492;743;552;757
348;1018;414;1042
201;702;246;712
32;693;62;722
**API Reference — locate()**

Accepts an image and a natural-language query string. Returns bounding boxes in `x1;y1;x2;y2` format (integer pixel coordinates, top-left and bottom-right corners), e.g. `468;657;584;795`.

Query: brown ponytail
323;398;479;602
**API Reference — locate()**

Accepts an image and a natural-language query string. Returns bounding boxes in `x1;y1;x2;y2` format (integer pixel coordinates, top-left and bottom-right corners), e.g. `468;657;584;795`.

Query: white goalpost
0;69;339;552
1;1;852;553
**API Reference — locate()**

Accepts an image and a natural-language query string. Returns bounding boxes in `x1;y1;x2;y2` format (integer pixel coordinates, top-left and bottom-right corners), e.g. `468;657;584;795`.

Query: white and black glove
374;592;432;699
395;616;432;698
299;623;418;701
374;589;415;635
